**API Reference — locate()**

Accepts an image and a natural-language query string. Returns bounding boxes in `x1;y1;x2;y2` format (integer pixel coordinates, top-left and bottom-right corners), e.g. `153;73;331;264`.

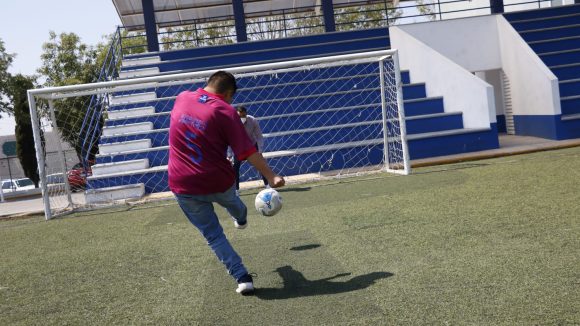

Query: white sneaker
236;282;254;295
234;220;247;229
236;274;255;295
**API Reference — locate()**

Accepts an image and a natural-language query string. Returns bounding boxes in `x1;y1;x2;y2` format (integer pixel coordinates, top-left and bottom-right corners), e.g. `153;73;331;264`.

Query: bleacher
505;4;580;139
87;27;499;196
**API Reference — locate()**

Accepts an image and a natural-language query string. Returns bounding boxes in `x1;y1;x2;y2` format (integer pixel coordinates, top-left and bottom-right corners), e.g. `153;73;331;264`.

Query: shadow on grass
255;265;393;300
277;187;312;193
289;244;321;251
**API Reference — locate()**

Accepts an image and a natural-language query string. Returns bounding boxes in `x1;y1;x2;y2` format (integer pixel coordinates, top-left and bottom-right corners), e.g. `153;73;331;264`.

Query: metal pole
232;0;248;42
48;100;74;209
378;58;391;169
392;51;411;175
7;157;13;182
27;92;52;220
0;171;4;203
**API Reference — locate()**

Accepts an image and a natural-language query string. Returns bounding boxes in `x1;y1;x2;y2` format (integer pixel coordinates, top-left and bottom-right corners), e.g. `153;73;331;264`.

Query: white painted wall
496;16;562;115
390;14;561;122
392;15;502;72
476;70;505;116
391;27;495;129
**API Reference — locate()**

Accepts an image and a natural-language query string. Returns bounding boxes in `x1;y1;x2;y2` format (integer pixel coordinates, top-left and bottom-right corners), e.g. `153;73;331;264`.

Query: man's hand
268;175;285;188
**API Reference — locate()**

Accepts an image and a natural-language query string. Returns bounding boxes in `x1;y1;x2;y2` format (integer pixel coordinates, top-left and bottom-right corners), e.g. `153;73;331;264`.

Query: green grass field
1;147;579;325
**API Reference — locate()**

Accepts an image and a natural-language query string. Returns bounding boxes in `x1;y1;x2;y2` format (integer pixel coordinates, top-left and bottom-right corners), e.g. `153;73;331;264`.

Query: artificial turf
1;147;579;325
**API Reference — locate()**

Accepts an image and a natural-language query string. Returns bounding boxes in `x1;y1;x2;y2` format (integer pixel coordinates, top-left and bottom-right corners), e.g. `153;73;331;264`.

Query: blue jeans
174;185;248;282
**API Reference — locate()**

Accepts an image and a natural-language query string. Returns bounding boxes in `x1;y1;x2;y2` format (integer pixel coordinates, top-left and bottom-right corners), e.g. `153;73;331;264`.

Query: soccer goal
28;49;410;220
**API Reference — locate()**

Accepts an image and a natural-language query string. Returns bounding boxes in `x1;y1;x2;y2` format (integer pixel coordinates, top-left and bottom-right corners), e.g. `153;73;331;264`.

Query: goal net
28;50;410;219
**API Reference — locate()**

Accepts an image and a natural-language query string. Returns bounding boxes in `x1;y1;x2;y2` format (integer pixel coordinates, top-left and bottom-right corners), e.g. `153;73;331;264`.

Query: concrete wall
0;132;77;181
496;16;561;116
390;14;561;135
390;18;497;129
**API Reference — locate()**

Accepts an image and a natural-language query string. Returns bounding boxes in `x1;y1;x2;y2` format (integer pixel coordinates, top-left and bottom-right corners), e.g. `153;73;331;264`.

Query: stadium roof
112;0;393;30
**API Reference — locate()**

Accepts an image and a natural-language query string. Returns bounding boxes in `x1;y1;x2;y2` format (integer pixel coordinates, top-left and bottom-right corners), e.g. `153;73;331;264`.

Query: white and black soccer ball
255;188;283;216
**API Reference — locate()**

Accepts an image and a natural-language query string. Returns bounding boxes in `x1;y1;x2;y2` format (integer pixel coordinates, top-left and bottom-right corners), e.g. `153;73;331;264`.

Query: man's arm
246;152;285;188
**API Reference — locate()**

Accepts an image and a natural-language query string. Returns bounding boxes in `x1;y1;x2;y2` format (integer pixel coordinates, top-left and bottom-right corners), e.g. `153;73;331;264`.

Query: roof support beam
490;0;504;13
142;0;160;52
232;0;248;42
322;0;336;32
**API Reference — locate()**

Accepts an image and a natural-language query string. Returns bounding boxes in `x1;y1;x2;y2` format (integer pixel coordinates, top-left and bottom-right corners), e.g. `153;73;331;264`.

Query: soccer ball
255;188;283;216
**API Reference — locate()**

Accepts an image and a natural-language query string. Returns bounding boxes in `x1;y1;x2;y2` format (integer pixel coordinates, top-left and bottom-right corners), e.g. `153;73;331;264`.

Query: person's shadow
254;265;393;300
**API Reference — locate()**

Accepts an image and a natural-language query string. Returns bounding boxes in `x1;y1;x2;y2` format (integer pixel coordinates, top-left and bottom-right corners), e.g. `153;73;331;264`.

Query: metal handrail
78;26;123;172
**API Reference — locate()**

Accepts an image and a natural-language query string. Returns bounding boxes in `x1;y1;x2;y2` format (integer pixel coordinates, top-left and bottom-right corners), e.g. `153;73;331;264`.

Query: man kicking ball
168;71;285;295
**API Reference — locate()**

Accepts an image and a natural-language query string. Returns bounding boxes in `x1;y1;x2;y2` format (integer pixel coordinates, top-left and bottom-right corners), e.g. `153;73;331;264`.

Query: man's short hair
207;71;237;95
236;106;247;113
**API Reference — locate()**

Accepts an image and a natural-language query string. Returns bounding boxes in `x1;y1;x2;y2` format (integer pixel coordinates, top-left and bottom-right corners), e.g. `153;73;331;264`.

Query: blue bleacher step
110;91;157;105
118;67;160;79
107;106;156;120
99;139;152;155
561;113;580;121
92;159;150;176
549;62;580;80
519;24;580;42
105;112;169;129
539;48;580;66
561;94;580;115
121;37;390;74
529;35;580;54
100;128;168;147
86;183;146;204
102;121;153;137
509;13;580;32
558;78;580;97
96;146;169;167
504;4;580;22
407;127;491;140
122;56;161;68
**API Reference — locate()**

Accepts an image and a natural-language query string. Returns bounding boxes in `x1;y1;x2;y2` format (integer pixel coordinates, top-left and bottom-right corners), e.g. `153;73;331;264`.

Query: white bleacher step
102;122;153;137
92;159;150;177
88;165;168;180
119;67;160;79
107;106;156;120
99;139;152;155
96;146;169;159
86;183;145;204
562;113;580;121
110;92;157;105
121;56;161;68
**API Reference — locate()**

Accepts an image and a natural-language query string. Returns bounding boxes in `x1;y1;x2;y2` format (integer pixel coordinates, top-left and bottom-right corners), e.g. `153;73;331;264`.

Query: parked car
1;178;36;193
67;163;92;191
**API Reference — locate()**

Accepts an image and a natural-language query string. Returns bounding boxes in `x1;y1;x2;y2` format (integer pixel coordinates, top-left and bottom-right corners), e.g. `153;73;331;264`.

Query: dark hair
207;71;237;95
236;106;247;113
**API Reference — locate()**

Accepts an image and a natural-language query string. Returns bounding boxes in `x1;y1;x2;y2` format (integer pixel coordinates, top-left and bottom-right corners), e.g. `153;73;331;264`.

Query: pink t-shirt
168;88;257;195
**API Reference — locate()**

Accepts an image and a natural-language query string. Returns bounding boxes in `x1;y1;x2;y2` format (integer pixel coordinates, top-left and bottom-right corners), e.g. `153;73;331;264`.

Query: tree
0;38;15;117
9;74;43;187
335;3;402;30
37;32;103;163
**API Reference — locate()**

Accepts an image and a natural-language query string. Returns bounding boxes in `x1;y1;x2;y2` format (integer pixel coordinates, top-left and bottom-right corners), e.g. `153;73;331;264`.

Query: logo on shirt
179;114;207;131
198;94;209;103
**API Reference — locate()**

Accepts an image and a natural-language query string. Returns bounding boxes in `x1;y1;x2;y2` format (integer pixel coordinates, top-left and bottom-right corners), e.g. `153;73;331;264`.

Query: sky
0;0;122;136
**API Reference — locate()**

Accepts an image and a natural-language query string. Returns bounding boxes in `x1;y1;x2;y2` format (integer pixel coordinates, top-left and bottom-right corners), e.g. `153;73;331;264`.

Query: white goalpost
28;49;410;220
